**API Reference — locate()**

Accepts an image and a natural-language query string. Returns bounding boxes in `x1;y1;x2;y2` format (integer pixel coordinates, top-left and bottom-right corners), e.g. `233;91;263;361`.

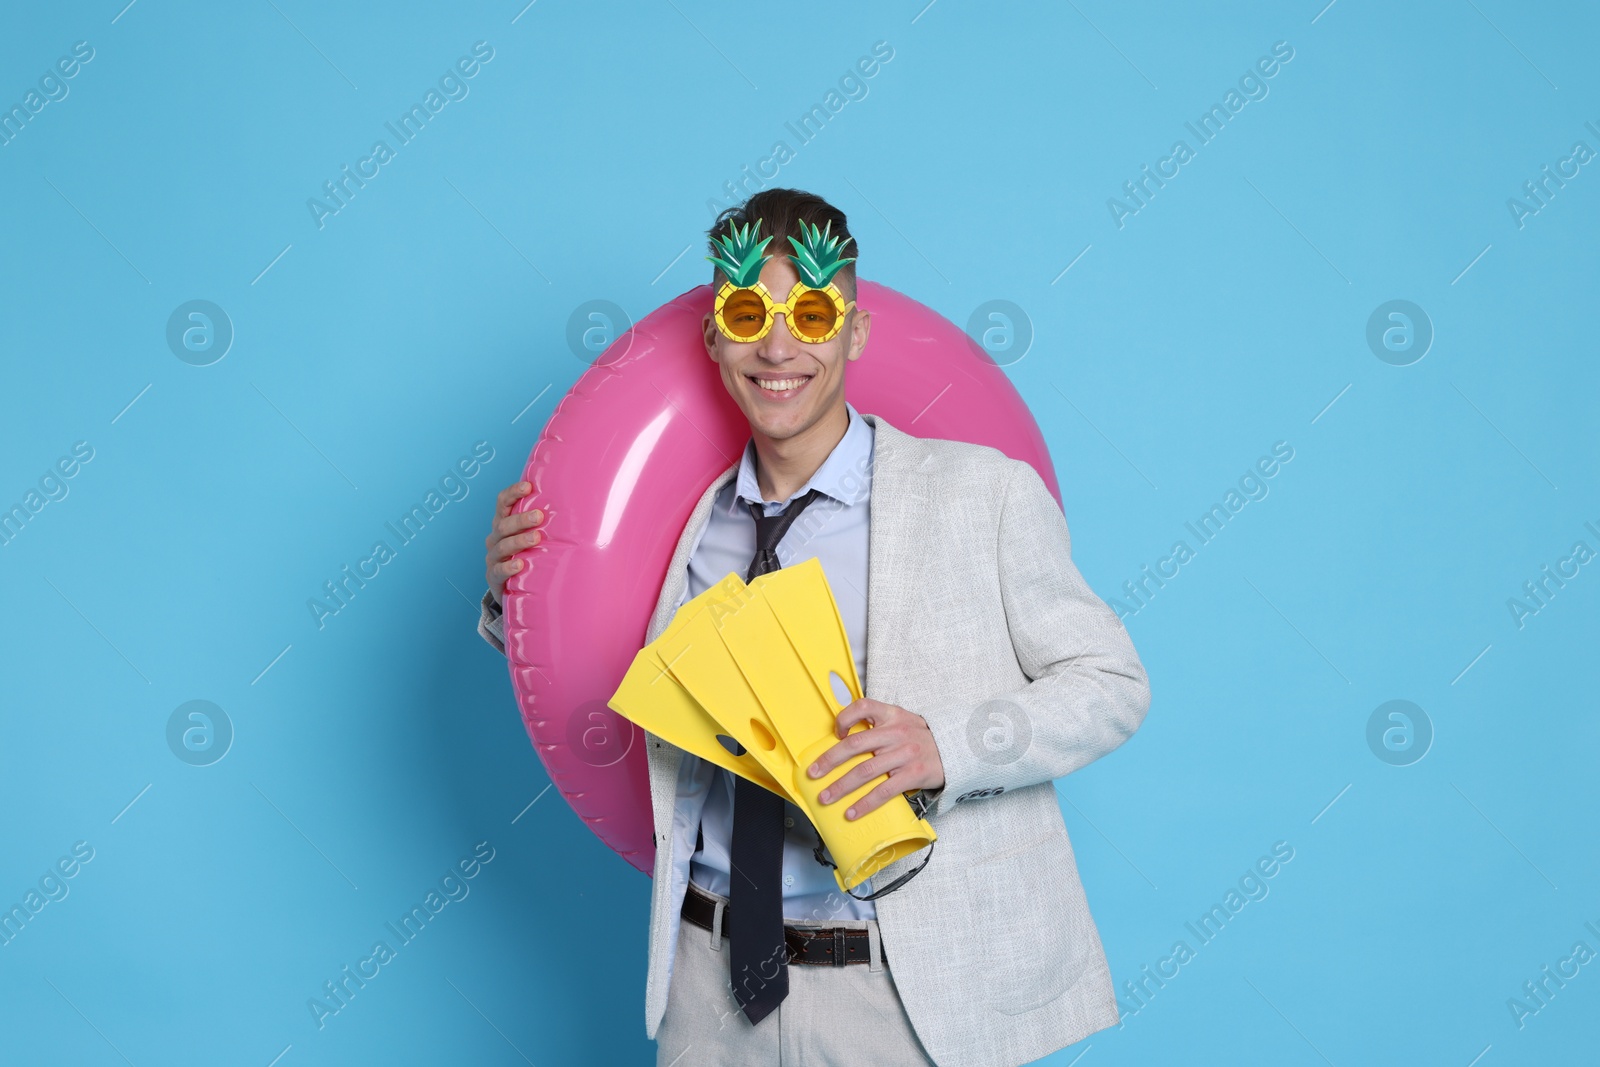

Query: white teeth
753;377;808;392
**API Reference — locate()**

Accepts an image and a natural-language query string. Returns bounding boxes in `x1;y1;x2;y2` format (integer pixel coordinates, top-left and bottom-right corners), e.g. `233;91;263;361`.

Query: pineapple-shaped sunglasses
708;218;857;344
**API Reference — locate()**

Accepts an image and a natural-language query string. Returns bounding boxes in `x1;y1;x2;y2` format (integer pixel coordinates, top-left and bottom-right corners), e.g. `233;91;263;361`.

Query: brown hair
708;188;857;295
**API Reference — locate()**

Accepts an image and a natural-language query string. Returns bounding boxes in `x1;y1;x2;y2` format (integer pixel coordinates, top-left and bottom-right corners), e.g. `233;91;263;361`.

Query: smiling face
703;254;870;443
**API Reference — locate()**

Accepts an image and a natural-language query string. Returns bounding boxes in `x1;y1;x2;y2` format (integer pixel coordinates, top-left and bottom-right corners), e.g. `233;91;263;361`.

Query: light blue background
2;1;1596;1064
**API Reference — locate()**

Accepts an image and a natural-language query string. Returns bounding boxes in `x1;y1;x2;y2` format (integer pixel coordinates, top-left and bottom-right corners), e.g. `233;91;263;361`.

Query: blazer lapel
644;461;738;645
641;458;738;855
859;412;924;702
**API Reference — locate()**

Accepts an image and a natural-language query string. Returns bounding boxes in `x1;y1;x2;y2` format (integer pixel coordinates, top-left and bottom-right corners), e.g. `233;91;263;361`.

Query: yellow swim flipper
607;573;787;798
607;558;936;892
650;589;803;805
719;559;937;892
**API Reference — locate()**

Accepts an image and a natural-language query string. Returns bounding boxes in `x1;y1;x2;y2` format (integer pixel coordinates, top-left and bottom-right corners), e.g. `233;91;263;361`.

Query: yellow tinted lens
721;289;769;338
790;289;839;339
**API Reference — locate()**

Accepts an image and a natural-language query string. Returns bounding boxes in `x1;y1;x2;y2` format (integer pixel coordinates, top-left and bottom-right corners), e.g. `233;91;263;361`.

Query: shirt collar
730;400;874;513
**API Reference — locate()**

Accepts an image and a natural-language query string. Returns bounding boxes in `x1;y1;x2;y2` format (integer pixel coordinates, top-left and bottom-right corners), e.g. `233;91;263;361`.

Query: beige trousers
655;887;936;1066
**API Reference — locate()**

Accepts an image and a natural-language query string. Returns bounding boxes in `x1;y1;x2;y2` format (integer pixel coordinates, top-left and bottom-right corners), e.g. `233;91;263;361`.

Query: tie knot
746;488;823;575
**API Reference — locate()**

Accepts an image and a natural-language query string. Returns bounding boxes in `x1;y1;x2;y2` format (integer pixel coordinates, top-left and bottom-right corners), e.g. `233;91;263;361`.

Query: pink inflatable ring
503;281;1060;875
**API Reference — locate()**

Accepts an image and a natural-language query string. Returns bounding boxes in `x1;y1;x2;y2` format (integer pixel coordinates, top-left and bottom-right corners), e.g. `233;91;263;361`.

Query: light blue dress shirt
669;401;878;922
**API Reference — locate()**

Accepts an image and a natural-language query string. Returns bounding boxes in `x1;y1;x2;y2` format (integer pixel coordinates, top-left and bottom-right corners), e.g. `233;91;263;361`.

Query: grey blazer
481;412;1150;1067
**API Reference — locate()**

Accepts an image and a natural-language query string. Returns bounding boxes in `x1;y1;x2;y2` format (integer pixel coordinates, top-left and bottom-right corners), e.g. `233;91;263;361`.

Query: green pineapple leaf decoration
706;218;775;288
787;219;856;288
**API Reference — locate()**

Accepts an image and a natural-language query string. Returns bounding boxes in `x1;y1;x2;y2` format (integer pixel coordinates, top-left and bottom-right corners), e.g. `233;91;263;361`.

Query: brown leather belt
681;881;882;967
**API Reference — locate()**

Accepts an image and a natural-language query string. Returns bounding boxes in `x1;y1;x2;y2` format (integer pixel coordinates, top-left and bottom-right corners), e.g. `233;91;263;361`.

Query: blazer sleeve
478;590;507;656
923;459;1150;817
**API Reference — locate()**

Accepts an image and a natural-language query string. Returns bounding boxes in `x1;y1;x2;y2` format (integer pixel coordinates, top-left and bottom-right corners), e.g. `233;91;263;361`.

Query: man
476;188;1150;1066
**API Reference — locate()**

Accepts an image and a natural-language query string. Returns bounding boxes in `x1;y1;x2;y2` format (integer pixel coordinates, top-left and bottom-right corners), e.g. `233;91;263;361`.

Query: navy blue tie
728;487;822;1025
